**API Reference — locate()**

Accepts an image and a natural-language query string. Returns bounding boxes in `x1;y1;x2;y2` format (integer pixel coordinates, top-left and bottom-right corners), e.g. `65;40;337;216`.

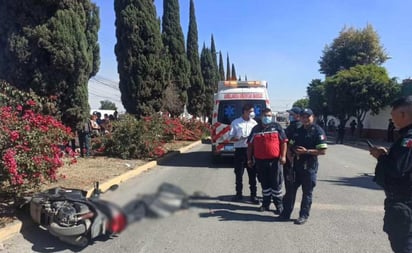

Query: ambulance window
218;100;267;125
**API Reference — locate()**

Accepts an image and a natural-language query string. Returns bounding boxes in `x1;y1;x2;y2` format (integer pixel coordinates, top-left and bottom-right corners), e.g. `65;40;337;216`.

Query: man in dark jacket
370;96;412;252
279;108;328;225
284;107;302;209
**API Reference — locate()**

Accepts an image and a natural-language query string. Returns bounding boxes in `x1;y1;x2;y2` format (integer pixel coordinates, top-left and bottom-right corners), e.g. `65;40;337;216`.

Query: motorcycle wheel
49;220;89;236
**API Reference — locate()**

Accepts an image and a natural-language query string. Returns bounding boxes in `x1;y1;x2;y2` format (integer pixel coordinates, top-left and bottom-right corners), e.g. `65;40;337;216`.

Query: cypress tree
231;64;237;81
0;0;100;129
226;53;231;81
186;0;205;117
218;51;225;81
200;45;215;120
162;0;190;115
210;35;218;68
209;35;219;93
114;0;165;117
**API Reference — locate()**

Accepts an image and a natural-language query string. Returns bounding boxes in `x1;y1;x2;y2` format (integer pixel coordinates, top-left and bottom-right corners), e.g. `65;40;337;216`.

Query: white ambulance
211;80;271;161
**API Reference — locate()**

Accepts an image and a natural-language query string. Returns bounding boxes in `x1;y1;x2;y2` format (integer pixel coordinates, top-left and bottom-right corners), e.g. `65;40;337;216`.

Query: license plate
224;145;234;151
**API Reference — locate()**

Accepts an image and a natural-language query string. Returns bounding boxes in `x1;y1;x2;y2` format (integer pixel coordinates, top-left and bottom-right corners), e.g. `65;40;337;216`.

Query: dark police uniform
374;124;412;252
284;120;302;194
248;122;288;212
282;123;327;220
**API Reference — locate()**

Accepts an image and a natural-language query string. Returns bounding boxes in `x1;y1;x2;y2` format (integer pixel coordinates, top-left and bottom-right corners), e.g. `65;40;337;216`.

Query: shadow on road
327;135;391;151
157;151;234;169
190;195;280;222
319;173;382;190
15;212;85;252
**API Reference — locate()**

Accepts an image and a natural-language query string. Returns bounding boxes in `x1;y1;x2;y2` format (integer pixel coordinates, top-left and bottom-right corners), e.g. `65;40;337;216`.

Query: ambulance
211;80;271;161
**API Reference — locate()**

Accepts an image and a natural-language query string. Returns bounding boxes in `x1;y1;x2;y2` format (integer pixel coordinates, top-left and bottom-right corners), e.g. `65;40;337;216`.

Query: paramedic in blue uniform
279;108;328;224
370;96;412;252
247;108;288;213
229;103;258;203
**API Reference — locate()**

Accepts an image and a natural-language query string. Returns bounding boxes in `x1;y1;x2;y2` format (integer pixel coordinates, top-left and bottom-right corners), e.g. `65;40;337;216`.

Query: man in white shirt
229;104;259;203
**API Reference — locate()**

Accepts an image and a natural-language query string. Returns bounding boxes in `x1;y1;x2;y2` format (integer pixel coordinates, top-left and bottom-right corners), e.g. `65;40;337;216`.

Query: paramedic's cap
287;107;302;115
300;108;314;116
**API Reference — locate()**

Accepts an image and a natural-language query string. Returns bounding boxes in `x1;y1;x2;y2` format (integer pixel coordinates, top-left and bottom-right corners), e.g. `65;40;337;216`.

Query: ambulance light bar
219;80;267;89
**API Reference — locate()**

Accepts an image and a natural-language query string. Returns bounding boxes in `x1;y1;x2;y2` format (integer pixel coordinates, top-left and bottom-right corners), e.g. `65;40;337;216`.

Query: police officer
284;107;302;201
229;104;258;203
369;96;412;252
247;108;288;213
279;108;327;224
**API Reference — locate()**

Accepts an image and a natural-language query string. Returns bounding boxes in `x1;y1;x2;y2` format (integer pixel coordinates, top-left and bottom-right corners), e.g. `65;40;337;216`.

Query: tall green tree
226;53;231;81
325;64;399;127
99;100;117;110
293;98;309;109
400;78;412;96
162;0;190;115
210;34;219;91
319;25;389;77
231;63;237;81
307;79;328;120
210;35;218;70
200;45;215;121
114;0;165;117
186;0;204;117
218;51;225;80
0;0;100;129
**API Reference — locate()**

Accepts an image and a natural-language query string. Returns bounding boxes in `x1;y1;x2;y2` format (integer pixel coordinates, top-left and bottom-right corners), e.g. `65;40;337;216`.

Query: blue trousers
282;165;317;218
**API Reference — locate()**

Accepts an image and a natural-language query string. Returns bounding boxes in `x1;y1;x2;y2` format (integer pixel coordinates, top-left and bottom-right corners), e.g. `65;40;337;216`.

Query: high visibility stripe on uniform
262;188;271;196
316;143;328;149
271;189;282;197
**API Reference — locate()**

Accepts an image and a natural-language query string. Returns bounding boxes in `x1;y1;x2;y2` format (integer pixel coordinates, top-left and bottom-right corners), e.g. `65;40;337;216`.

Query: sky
90;0;412;112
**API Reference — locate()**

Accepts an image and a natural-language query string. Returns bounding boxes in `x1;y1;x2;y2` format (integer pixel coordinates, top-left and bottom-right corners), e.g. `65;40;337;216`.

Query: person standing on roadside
350;119;357;136
369;96;412;252
279;108;328;225
78;118;92;157
336;123;345;144
247;108;288;213
283;107;302;209
229;104;259;204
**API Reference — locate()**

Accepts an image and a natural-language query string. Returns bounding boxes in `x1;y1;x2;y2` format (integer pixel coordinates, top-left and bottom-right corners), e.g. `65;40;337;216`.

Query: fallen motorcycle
29;182;189;247
29;182;126;247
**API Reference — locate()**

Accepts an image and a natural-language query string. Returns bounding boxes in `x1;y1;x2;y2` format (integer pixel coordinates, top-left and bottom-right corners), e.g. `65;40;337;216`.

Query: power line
90;77;119;91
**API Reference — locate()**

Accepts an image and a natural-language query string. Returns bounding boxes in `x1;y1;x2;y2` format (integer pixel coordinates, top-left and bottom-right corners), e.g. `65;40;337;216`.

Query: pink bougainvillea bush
101;113;211;160
0;100;74;198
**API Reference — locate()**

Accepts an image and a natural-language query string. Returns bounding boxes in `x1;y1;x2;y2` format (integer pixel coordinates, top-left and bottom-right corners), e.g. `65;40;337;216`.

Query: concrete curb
0;221;22;242
0;140;202;243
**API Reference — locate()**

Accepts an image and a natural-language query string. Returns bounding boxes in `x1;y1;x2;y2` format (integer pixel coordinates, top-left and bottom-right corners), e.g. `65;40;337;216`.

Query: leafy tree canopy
162;0;190;111
307;79;328;117
200;46;215;120
114;0;165;118
293;98;309;110
0;0;100;130
319;24;389;77
186;0;205;117
325;64;399;124
99;100;117;110
400;78;412;97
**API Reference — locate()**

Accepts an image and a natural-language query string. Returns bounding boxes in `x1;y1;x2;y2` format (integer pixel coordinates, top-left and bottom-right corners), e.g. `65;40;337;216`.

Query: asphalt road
2;141;391;253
